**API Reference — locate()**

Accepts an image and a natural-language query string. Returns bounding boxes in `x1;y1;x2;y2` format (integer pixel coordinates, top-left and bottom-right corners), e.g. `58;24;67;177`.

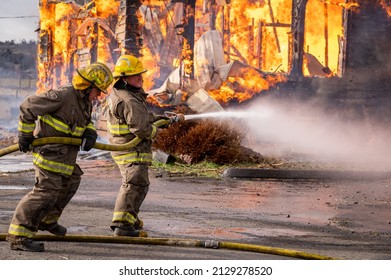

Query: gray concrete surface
0;155;390;260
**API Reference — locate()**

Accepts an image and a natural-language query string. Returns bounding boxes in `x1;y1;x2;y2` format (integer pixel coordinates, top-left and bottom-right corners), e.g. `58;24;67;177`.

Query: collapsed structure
36;0;391;121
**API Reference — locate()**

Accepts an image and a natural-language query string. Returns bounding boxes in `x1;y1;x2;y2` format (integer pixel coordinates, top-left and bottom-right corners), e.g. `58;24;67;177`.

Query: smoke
0;88;31;130
233;97;391;170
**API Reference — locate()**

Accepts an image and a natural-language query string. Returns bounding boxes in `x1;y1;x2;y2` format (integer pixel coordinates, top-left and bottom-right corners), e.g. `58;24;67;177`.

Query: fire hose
0;115;184;158
0;234;337;259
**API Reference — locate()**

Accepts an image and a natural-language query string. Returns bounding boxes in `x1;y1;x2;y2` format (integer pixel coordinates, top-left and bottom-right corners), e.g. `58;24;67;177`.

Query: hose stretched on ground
0;119;170;158
0;234;337;260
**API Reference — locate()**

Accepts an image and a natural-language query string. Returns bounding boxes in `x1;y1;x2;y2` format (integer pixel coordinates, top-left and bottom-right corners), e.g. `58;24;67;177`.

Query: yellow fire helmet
73;62;113;94
112;55;147;83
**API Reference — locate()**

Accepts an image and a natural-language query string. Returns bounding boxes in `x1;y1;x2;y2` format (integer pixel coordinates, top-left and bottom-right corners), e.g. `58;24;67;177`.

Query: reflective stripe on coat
19;86;95;175
106;87;158;165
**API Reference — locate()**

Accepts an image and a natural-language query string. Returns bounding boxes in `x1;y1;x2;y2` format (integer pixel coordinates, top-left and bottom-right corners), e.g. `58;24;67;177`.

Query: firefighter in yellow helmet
107;55;174;237
6;62;113;252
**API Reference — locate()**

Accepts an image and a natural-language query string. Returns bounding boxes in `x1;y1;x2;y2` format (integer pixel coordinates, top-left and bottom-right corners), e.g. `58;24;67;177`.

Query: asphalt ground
0;155;390;261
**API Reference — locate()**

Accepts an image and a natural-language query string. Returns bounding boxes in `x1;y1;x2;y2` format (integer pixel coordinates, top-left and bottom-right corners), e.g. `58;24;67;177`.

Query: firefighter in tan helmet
6;62;113;252
107;55;182;237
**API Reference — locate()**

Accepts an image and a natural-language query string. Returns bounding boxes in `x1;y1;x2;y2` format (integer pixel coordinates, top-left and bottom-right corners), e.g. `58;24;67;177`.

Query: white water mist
184;110;270;120
185;98;391;170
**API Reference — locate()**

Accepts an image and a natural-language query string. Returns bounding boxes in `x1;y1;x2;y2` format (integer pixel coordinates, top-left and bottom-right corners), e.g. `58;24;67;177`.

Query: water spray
180;110;265;121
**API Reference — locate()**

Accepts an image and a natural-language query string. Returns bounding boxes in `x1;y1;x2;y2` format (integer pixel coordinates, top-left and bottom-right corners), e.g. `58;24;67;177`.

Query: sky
0;0;39;42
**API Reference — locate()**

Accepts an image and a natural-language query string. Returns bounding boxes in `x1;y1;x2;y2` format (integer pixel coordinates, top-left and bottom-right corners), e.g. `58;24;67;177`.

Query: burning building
36;0;391;122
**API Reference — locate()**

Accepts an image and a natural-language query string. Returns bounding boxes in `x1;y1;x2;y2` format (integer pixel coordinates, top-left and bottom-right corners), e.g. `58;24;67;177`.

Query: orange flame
181;38;193;76
37;0;119;93
209;69;287;103
37;0;386;105
380;0;391;16
141;46;160;91
321;0;360;10
37;0;74;92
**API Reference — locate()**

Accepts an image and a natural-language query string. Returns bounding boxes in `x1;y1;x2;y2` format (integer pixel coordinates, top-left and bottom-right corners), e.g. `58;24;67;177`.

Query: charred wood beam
288;31;293;72
267;0;281;53
255;18;290;70
324;2;329;68
290;0;308;79
249;19;255;61
338;2;349;77
116;0;143;57
158;3;183;81
230;45;247;64
185;0;195;79
90;22;98;63
223;4;231;61
263;22;290;27
158;1;175;19
257;21;264;69
209;0;217;30
174;0;195;79
38;30;52;88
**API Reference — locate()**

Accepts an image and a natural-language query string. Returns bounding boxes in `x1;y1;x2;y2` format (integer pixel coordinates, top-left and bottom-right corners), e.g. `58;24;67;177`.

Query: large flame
303;0;345;76
37;0;120;92
37;0;386;105
37;0;74;92
213;0;292;73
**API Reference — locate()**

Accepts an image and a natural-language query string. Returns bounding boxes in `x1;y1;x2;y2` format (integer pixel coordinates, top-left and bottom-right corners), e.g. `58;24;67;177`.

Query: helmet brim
95;87;108;94
112;69;147;79
76;68;109;94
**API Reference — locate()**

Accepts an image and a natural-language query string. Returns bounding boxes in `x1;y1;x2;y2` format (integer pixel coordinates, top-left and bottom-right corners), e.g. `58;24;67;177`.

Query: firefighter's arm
19;90;63;128
18;90;63;152
123;103;156;139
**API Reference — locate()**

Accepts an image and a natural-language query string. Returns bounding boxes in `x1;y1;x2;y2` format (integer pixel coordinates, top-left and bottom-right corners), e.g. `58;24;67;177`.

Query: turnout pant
8;164;83;238
111;163;149;230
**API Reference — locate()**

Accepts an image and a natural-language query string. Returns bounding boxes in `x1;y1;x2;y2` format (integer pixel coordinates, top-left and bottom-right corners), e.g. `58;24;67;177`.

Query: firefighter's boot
114;225;148;237
7;235;44;252
134;218;144;230
39;223;67;236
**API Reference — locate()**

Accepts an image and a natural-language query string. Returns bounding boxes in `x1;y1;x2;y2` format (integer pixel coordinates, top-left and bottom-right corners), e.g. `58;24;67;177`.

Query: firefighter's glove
81;129;97;151
155;115;171;129
18;132;35;153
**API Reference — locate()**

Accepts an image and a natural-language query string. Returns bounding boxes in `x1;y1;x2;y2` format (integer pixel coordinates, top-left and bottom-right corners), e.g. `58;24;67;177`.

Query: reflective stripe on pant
111;164;149;229
8;164;82;238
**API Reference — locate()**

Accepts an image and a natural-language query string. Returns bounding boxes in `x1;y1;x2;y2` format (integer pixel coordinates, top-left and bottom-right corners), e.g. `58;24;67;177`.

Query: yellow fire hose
0;234;337;260
0;119;170;158
0;116;337;260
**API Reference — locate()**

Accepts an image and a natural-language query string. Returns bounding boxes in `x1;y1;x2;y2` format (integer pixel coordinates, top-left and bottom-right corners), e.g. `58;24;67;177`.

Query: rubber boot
114;226;148;237
39;223;67;236
7;235;44;252
134;218;143;230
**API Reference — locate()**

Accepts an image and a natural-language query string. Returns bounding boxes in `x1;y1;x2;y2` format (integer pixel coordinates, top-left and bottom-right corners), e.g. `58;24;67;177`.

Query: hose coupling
204;240;219;249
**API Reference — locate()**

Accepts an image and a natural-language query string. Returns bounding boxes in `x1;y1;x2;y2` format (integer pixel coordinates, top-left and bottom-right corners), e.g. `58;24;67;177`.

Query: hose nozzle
164;111;185;124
